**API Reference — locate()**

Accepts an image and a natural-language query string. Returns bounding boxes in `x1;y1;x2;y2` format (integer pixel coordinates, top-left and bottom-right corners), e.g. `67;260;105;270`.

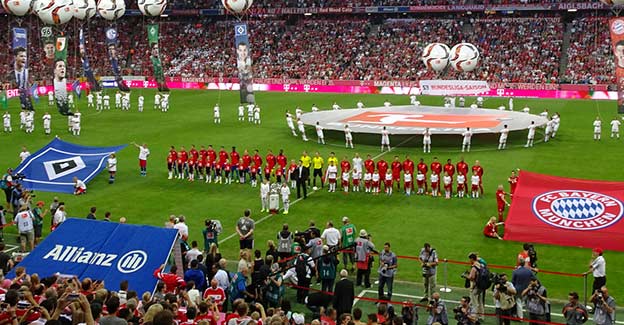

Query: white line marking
353;288;368;306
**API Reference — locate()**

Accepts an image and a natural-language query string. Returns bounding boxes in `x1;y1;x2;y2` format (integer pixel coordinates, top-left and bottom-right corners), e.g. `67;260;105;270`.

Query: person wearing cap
333;269;354;317
354;229;376;288
340;217;357;271
584;248;606;293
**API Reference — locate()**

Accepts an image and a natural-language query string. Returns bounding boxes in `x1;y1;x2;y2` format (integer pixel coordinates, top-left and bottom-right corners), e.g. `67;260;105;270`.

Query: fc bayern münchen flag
11;27;33;111
609;18;624;114
234;23;255;104
147;24;169;92
105;27;130;92
79;28;102;92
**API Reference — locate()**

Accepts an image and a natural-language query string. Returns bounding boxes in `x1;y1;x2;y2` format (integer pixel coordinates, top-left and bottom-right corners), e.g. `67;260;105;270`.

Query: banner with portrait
147;24;169;92
79;28;101;93
41;27;55;63
234;23;255;104
53;36;71;115
11;27;33;111
609;18;624;114
105;27;130;92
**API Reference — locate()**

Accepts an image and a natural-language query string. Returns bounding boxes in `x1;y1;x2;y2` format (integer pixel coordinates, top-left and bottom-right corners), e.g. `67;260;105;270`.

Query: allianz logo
43;245;148;274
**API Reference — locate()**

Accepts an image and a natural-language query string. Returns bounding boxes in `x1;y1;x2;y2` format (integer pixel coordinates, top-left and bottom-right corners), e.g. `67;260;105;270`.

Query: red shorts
342;180;349;187
457;184;465;191
417;180;425;187
353;179;360;185
472;184;479;191
392;174;400;181
444;184;452;191
75;187;86;195
431;182;438;189
139;159;147;168
365;180;371;187
372;181;379;188
498;205;505;212
404;182;412;189
329;178;336;184
384;180;393;187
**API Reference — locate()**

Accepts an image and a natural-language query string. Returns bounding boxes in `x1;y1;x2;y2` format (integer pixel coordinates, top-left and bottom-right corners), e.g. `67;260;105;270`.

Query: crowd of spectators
0;12;616;85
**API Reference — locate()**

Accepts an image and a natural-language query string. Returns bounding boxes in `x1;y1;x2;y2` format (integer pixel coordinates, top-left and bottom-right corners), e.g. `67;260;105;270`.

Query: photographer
454;296;478;325
522;277;548;325
203;219;222;252
419;243;438;300
493;273;517;325
562;292;588;325
591;286;615;325
426;293;448;325
264;263;284;308
1;168;13;211
378;242;397;300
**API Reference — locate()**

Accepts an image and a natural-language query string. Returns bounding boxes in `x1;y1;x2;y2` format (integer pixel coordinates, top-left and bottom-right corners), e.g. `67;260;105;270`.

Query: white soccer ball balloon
449;43;480;72
601;0;624;5
422;43;450;72
97;0;125;20
1;0;33;16
138;0;167;16
35;0;74;25
221;0;252;14
73;0;96;19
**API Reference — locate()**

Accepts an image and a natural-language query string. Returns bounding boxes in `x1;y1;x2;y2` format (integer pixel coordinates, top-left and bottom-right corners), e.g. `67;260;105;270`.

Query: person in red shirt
403;155;415;190
250;163;258;187
443;159;455;195
276;149;287;173
483;216;503;240
376;159;388;178
472;160;484;195
391;156;402;189
496;184;511;221
340;156;351;173
177;146;188;180
241;149;252;183
169;145;178;174
207;145;217;183
508;170;519;195
266;149;276;172
264;165;272;181
364;154;375;174
218;146;228;169
430;157;442;192
199;145;208;181
153;264;185;293
190;145;199;161
253;149;263;171
195;300;220;325
167;150;176;180
188;155;197;181
287;159;298;189
456;156;469;177
223;159;232;184
230;146;241;182
417;158;428;191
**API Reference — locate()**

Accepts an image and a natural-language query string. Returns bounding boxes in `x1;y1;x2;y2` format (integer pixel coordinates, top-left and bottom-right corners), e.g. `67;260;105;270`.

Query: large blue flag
8;219;179;295
14;138;127;194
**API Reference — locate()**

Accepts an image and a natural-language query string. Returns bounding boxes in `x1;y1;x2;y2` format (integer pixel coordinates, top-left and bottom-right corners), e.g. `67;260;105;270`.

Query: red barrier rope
283;283;568;325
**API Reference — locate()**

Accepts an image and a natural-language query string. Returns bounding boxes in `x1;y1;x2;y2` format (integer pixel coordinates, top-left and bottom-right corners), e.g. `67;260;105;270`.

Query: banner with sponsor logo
234;23;255;104
8;218;179;295
609;18;624;114
11;27;33;111
504;171;624;252
420;80;489;96
13;138;127;194
147;24;169;92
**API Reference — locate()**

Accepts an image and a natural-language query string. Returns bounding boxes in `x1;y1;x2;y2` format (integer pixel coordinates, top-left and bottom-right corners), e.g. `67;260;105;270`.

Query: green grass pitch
1;89;623;307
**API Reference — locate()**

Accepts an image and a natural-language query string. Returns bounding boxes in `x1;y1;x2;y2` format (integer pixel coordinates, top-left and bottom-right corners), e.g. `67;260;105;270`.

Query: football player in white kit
115;91;122;109
247;103;254;122
154;93;161;109
593;116;602;141
297;118;308;141
316;121;325;145
540;109;549;119
96;92;103;110
381;126;390;151
138;95;145;112
525;121;536;147
476;96;484;108
311;104;319;112
611;117;621;139
25;111;34;134
161;93;169;112
498;125;509;150
410;95;418;105
68;94;75;109
238;104;245;121
458;97;465;107
508;97;514;111
87;93;94;108
522;105;530;113
356;100;364;109
19;110;26;130
42;112;51;135
344;124;354;148
253;105;261;124
103;94;111;110
286;112;297;136
423;127;432;153
332;102;341;110
3;112;11;133
122;92;130;110
384;100;391;108
462;127;472;152
213;104;221;124
544;118;554;142
551;112;560;138
48;91;54;106
71;114;81;136
295;106;303;120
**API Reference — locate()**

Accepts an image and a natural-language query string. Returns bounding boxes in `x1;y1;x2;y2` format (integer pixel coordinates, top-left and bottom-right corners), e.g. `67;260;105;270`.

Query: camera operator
419;243;438;300
1;168;13;211
426;292;448;325
203;219;222;252
454;296;478;325
493;273;517;325
522;276;548;325
591;286;615;325
562;292;588;325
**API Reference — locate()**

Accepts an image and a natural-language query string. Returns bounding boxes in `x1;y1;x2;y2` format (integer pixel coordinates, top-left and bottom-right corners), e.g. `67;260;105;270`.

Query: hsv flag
504;171;624;252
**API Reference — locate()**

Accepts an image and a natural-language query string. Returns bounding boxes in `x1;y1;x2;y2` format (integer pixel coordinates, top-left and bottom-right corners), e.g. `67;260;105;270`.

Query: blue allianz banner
8;219;179;295
14;138;126;194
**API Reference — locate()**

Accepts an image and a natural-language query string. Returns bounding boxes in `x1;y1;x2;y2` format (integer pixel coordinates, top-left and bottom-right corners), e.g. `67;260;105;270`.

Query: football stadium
1;0;624;325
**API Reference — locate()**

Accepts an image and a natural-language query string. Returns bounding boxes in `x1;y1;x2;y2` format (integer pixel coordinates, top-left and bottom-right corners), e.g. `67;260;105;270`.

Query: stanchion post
439;258;452;293
583;273;588;308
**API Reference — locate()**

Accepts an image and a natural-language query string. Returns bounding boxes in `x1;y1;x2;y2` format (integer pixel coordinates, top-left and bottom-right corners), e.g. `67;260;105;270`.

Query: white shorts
317;132;324;138
594;128;601;133
499;137;507;144
381;137;389;145
345;135;352;141
613;128;620;133
423;138;431;144
463;140;471;145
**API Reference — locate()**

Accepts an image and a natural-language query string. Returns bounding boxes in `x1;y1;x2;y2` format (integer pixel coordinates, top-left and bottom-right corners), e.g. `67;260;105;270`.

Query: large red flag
504;171;624;251
609;18;624;114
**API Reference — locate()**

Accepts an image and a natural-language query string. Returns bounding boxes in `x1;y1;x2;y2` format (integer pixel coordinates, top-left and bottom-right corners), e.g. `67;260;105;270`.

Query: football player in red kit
496;184;511;221
443;158;455;196
241;149;252;183
177;146;188;179
472;160;484;195
377;159;389;190
364;154;375;174
403;155;415;190
391;156;402;190
167;149;176;179
508;170;519;195
340;156;351;174
430;157;442;193
230;147;240;182
456;157;469;177
417;158;428;191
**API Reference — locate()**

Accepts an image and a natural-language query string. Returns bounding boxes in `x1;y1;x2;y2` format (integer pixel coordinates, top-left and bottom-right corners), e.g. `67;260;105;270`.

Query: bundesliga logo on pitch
532;190;624;231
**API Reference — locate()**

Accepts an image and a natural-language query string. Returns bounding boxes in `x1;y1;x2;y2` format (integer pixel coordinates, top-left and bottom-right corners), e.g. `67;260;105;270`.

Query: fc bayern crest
532;190;624;231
